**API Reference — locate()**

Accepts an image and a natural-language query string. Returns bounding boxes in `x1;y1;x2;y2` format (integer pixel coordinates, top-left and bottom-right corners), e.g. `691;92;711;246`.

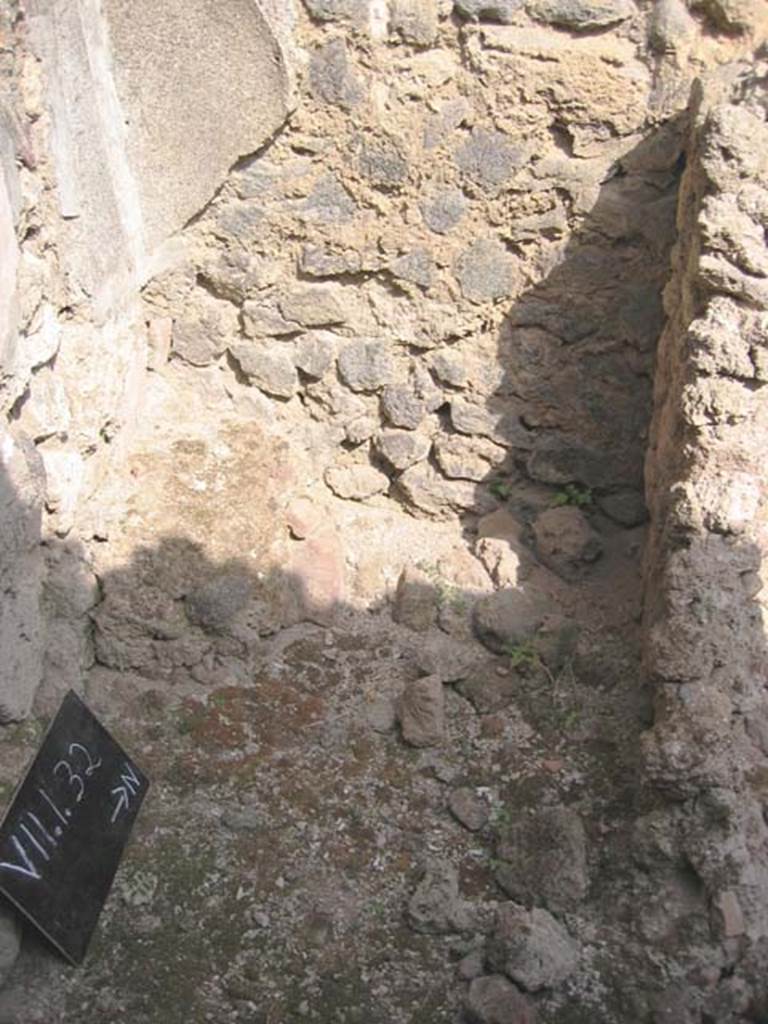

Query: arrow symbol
110;786;130;824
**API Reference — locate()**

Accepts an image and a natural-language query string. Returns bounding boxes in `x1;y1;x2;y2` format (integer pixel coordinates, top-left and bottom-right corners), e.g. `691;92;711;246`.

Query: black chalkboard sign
0;690;149;964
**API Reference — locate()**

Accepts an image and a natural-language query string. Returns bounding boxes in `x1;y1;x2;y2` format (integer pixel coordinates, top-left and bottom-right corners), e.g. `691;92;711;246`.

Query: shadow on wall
468;115;687;547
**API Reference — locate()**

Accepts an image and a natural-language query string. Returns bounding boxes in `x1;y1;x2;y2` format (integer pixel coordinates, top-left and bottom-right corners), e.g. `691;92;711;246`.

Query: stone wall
0;0;767;1017
0;0;292;718
641;60;768;1018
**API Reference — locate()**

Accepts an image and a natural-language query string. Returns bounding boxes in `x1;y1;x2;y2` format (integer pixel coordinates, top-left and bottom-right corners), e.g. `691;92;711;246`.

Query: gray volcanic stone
302;174;357;224
280;288;346;327
185;572;253;631
465;975;537;1024
304;0;368;21
381;385;426;429
495;806;588;912
338;339;394;392
472;589;545;654
229;343;299;398
358;136;409;189
527;442;640;490
375;430;431;471
454;0;524;22
448;787;490;831
299;245;362;277
309;39;364;109
532;507;602;580
597;489;648;527
407;859;475;932
488;904;579;992
294;332;337;379
399;463;497;517
398;675;445;747
421;188;468;234
390;0;439;44
389;248;435;289
456;128;523;192
431;350;469;387
455;239;515;303
526;0;635;28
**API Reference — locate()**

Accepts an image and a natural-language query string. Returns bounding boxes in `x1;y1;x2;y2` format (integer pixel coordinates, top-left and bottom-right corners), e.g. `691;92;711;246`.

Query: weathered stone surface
451;399;531;448
399;463;497;517
358;135;409;189
532;507;602;580
431;351;469;388
309;38;364;109
597;489;647;527
434;435;508;481
338;339;394;392
495;807;589;912
242;302;298;338
280;288;346;327
390;0;439;44
696;0;759;31
526;0;635;29
421;187;468;234
475;509;527;588
389;249;435;290
473;589;544;654
229;343;300;398
375;430;431;471
0;429;45;721
413;633;479;682
398;675;445;747
288;524;346;625
527;443;641;490
455;240;516;304
381;385;426;429
301;174;358;223
458;950;486;981
456;129;523;193
393;565;438;631
200;250;271;303
454;0;524;23
488;903;579;992
324;463;390;500
345;415;379;445
648;0;696;51
465;975;537;1024
299;245;362;278
448;788;490;831
423;98;473;149
303;0;368;22
185;572;253;632
286;496;324;540
172;300;236;367
294;332;337;379
407;859;475;932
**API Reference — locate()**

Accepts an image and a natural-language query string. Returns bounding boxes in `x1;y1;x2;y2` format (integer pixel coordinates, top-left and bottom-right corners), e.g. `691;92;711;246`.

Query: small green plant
551;483;593;508
489;477;513;500
501;638;540;670
416;561;467;613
